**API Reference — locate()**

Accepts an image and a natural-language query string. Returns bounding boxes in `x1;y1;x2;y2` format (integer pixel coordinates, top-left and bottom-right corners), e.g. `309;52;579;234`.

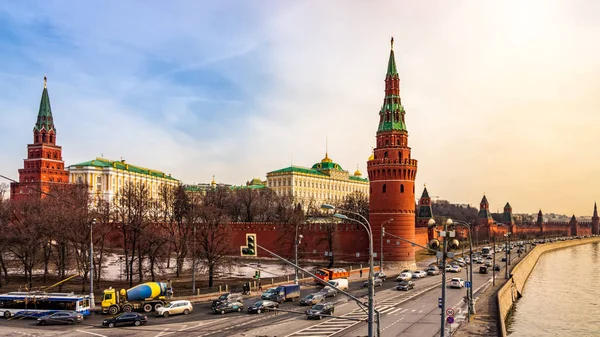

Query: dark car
374;271;387;281
248;300;279;314
300;293;325;306
212;301;244;314
363;277;384;288
317;287;338;298
494;264;501;271
397;280;414;291
37;311;83;325
102;312;147;328
212;293;244;309
479;266;488;274
306;302;335;320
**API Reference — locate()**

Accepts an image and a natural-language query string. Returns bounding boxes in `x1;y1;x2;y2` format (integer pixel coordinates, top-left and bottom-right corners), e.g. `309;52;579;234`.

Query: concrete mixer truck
101;281;174;315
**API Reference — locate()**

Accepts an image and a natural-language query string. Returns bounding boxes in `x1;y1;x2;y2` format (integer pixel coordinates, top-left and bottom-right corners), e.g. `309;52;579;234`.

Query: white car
449;278;465;289
412;271;427;278
396;272;413;281
156;300;193;317
451;265;462;273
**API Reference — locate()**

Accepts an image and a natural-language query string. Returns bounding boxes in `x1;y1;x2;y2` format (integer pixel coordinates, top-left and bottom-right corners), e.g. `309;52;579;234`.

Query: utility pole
294;223;303;285
492;237;496;286
90;218;96;308
380;226;385;272
440;220;448;337
192;225;197;294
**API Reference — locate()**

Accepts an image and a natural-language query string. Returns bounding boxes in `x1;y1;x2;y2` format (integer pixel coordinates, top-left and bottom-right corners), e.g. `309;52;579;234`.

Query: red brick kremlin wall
102;221;591;264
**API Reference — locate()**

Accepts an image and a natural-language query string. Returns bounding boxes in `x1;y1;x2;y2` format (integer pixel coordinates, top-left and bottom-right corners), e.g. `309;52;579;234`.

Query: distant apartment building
68;157;180;203
266;153;369;207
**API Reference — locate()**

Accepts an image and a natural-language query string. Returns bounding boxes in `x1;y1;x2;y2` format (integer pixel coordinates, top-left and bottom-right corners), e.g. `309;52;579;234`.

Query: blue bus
0;292;91;319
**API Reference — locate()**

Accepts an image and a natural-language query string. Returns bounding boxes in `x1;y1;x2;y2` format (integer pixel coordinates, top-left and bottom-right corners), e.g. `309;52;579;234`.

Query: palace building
68;157;180;203
10;76;70;201
266;153;369;207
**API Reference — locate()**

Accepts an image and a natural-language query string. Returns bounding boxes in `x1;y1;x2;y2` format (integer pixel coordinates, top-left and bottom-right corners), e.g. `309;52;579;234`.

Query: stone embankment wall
497;237;600;336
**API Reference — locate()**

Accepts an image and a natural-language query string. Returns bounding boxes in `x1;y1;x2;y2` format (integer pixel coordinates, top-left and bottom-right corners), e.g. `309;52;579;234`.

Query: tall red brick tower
10;76;69;201
592;203;599;235
368;37;418;270
570;214;579;236
476;195;493;241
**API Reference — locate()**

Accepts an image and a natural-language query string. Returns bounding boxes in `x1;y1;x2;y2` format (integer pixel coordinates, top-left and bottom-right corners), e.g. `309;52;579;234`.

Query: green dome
312;153;344;171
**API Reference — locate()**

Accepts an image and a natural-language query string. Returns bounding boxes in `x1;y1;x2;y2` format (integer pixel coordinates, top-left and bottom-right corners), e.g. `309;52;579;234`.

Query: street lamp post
294;223;304;285
323;204;376;337
492;237;496;286
192;225;197;295
90;218;96;308
380;219;393;273
447;219;475;320
504;232;511;279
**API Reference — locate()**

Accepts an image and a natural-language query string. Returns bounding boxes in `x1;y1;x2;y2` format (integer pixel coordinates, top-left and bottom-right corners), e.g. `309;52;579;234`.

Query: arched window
385;139;389;146
382;184;387;193
401;184;404;193
396;139;400;146
384;151;388;158
399;152;402;162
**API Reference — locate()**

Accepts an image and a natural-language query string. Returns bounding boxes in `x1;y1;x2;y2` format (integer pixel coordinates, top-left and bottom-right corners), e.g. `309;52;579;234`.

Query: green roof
69;157;179;181
268;166;328;177
349;175;368;182
34;78;55;132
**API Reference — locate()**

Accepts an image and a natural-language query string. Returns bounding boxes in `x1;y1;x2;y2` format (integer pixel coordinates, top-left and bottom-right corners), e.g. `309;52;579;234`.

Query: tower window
385;140;389;146
399;152;402;161
396;139;400;146
382;184;387;193
401;184;404;193
384;151;388;158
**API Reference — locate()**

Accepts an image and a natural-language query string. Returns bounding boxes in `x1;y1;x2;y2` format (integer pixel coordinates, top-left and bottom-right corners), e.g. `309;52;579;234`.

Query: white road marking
178;325;187;331
75;330;108;337
389;307;403;314
154;328;172;337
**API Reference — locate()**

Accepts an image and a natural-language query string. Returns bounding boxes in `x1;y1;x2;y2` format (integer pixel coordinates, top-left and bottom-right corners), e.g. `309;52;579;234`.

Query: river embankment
497;236;600;337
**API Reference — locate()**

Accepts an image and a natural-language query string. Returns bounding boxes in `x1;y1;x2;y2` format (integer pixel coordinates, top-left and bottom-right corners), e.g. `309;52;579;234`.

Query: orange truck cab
314;268;350;284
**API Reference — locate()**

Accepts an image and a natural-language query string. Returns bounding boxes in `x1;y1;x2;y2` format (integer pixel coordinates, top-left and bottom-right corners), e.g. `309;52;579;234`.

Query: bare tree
7;198;45;289
114;181;151;287
340;191;369;219
196;186;234;287
0;183;10;287
91;197;114;289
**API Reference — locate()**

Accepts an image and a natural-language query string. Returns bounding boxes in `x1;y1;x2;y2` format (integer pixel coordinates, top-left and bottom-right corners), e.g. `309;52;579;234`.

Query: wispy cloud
1;1;599;215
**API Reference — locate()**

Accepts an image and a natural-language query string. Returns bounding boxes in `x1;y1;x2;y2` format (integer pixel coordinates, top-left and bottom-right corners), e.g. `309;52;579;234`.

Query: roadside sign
438;297;443;308
446;308;454;316
465;281;471;288
446;316;454;324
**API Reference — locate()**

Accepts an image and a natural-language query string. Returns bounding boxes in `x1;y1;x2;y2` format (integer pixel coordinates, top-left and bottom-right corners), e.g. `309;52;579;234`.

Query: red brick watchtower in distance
368;37;418;270
10;76;69;201
592;203;599;235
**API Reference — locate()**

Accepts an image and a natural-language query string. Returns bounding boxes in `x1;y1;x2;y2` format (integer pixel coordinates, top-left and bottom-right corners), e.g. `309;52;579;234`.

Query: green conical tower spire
377;37;407;133
34;75;55;132
387;37;397;76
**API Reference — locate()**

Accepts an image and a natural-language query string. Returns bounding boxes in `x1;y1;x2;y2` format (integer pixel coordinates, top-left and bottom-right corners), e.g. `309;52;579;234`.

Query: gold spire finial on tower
44;74;47;88
211;175;216;186
391;36;394;50
424;183;426;188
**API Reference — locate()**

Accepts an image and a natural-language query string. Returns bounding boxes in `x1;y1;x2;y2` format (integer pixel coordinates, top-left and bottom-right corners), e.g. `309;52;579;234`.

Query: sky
1;0;599;216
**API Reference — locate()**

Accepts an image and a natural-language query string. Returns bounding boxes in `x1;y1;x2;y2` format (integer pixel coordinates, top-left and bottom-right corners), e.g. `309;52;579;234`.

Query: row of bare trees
0;179;370;290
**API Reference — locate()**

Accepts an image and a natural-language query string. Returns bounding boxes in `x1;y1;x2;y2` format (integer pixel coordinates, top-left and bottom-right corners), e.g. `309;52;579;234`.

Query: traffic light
240;233;257;256
254;270;260;278
428;239;440;250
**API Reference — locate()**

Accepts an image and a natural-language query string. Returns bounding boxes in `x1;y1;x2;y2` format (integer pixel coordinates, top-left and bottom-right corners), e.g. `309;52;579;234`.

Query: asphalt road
0;248;522;337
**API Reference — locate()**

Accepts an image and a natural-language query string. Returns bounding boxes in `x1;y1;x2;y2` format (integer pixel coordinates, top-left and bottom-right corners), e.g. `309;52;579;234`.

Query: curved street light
447;219;476;319
322;204;376;337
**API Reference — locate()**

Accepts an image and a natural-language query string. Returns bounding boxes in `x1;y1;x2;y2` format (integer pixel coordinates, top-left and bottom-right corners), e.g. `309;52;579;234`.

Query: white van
325;278;348;291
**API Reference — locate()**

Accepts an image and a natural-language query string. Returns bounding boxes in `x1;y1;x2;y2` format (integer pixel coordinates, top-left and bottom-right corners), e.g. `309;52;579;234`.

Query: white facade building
68;157;180;203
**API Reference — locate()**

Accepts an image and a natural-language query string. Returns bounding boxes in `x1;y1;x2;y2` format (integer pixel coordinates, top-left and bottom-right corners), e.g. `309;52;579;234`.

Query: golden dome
354;169;362;176
211;175;216;186
321;152;333;163
368;152;374;161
